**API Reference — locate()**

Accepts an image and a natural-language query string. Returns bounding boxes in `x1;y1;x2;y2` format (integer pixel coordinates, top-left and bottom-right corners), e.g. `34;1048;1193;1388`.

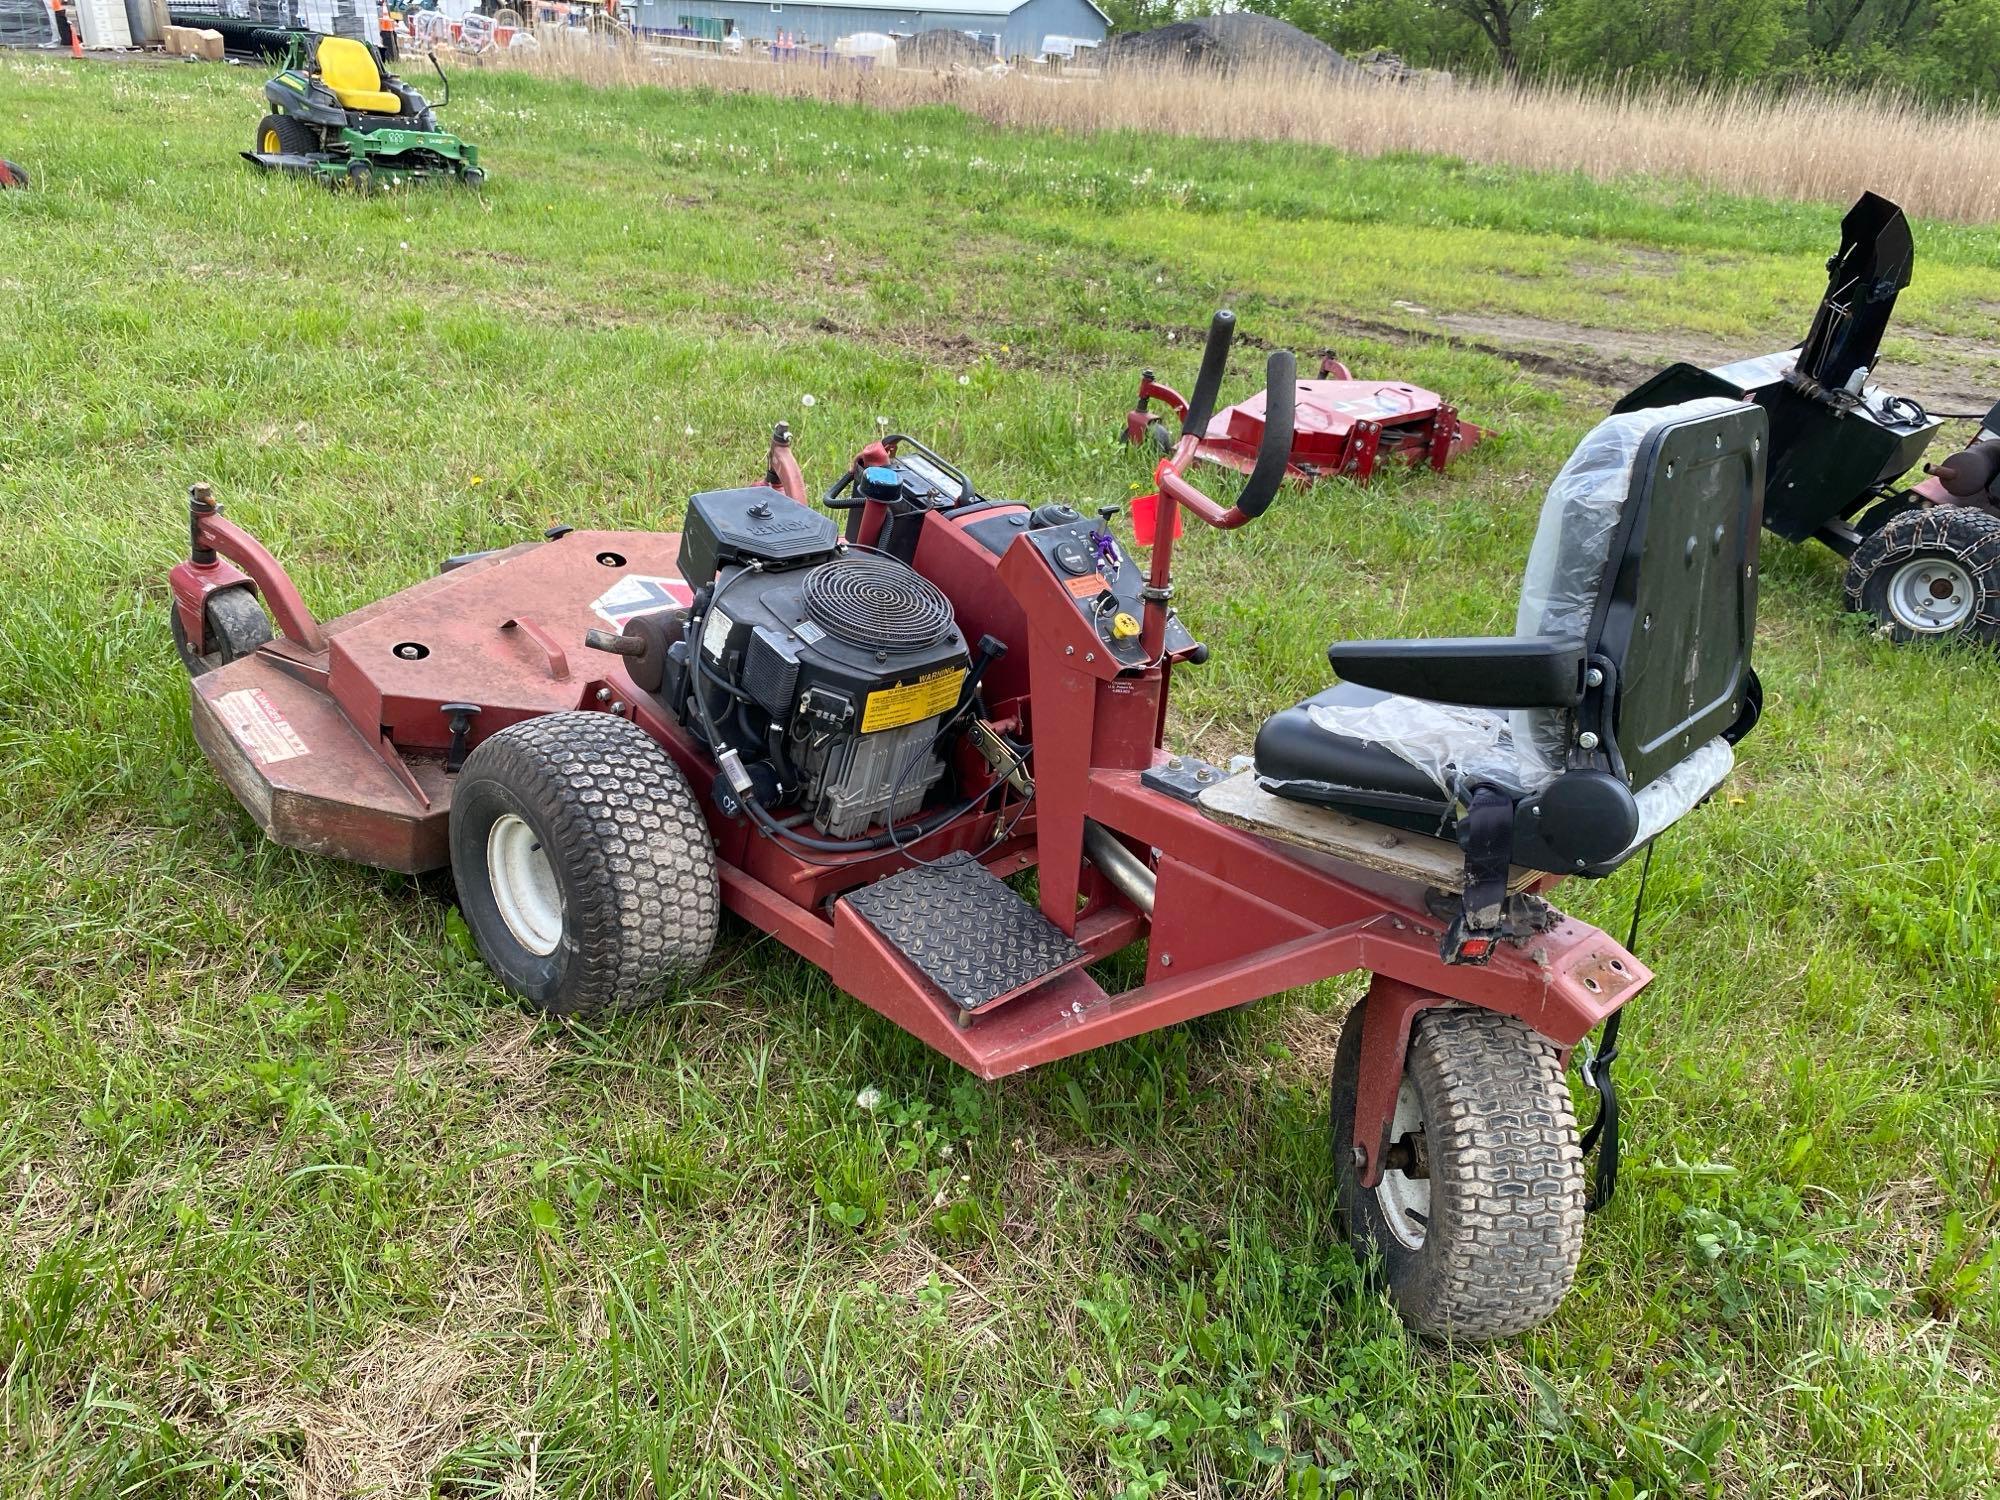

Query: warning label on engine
860;668;966;734
215;688;309;765
591;574;693;626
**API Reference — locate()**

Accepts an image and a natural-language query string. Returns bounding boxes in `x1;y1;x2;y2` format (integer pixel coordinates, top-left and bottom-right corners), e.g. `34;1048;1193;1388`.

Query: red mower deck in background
1126;352;1482;485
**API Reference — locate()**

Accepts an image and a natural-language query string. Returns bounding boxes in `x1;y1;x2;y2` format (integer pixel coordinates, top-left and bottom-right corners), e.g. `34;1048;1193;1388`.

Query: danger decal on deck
215;688;309;765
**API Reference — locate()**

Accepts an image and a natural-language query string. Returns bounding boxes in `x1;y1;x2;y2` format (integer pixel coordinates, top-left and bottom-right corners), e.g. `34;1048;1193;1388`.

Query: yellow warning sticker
860;667;967;733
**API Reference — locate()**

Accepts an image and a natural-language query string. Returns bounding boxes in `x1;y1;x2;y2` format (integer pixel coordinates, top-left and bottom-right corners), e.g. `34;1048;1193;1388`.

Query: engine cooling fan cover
802;555;956;651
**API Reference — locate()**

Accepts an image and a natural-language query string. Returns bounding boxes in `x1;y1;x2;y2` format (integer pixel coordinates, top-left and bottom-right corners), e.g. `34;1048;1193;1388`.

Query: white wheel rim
487;814;563;956
1887;555;1975;633
1376;1078;1431;1251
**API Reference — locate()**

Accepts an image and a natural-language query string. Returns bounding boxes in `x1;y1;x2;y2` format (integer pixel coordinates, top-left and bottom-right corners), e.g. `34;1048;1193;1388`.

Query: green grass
4;53;2000;1498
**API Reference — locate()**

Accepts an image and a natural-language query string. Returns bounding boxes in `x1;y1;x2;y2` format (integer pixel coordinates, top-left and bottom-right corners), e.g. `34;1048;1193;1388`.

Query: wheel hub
1887;555;1975;633
1376;1078;1431;1251
487;814;563;956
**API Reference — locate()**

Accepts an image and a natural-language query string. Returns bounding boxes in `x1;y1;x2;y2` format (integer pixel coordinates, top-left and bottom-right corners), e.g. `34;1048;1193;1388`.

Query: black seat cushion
1253;683;1454;832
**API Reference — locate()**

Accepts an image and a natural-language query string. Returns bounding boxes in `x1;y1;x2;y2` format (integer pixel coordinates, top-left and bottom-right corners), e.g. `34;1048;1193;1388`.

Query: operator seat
1253;397;1766;958
317;37;403;115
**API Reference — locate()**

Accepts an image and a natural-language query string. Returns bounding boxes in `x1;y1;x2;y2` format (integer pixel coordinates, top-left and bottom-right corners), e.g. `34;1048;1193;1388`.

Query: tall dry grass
487;36;1999;223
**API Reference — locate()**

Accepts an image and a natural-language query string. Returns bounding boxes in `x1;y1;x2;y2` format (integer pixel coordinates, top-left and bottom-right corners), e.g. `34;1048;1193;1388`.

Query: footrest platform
842;852;1087;1012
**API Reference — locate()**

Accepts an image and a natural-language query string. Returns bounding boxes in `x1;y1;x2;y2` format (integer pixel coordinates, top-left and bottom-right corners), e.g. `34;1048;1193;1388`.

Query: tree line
1099;0;2000;100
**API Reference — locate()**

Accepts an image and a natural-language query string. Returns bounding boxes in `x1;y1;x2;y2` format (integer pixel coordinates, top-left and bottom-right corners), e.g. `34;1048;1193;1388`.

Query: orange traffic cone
51;0;82;56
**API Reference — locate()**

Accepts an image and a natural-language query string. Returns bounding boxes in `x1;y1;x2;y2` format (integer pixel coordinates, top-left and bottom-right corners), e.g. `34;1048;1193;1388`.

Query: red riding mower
170;312;1762;1340
1124;337;1482;486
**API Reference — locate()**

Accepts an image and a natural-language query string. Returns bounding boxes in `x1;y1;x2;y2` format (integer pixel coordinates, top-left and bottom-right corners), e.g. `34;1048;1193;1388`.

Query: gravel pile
1105;12;1357;77
900;28;997;68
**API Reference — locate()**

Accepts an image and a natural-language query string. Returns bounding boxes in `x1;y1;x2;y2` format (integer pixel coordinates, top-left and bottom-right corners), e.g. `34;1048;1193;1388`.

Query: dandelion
875;416;888;429
957;375;970;386
684;425;695;437
801;394;817;408
855;1086;882;1111
469;476;484;486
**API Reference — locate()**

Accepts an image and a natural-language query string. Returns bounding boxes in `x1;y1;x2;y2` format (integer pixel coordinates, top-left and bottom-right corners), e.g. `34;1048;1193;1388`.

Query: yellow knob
1111;611;1141;640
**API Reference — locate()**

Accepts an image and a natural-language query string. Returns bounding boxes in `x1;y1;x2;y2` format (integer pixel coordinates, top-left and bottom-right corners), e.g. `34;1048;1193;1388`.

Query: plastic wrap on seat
1512;395;1748;785
1306;695;1525;798
1615;736;1733;860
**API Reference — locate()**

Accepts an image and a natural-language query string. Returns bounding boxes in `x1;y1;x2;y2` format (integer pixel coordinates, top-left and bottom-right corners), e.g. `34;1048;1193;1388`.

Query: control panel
1016;514;1198;669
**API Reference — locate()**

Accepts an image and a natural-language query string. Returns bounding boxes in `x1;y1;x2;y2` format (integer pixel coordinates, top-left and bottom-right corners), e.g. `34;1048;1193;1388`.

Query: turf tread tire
255;114;319;156
1843;504;2000;643
449;711;719;1018
1332;1004;1585;1342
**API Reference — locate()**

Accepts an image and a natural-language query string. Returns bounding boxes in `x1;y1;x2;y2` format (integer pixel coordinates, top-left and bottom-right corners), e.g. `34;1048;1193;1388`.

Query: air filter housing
677;487;840;587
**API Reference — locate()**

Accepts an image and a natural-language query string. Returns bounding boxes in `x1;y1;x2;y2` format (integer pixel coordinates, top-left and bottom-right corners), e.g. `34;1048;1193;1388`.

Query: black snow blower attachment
1617;193;2000;643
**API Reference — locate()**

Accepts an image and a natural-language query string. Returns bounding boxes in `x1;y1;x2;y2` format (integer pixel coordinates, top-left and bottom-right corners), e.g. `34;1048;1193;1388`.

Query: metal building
627;0;1108;60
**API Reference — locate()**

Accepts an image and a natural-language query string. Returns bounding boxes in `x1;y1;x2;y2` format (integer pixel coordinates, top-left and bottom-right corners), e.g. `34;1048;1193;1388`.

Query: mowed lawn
3;52;1999;1499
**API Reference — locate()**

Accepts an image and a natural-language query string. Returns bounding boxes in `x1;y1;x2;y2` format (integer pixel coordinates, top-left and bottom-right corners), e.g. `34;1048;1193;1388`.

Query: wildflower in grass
855;1086;882;1111
800;394;816;408
469;476;484;486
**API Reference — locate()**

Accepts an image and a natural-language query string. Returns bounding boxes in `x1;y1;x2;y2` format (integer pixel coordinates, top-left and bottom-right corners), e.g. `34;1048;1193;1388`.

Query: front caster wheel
171;588;273;677
448;711;719;1018
1330;1003;1585;1341
1844;505;2000;643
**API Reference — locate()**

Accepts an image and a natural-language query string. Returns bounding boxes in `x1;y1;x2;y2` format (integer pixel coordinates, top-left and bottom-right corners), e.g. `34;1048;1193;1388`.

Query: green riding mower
244;35;483;191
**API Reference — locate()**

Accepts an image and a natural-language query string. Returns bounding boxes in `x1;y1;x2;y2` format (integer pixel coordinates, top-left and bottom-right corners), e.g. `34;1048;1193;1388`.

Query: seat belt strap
1440;784;1514;965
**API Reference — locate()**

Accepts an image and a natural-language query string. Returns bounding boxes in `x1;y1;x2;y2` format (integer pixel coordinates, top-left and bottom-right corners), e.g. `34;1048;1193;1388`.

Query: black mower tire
1144;419;1176;455
448;711;719;1019
255;114;318;157
1330;1003;1585;1342
1843;505;2000;643
171;588;274;677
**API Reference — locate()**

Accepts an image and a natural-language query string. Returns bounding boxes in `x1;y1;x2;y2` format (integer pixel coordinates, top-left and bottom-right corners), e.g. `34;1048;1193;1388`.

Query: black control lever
1234;350;1297;521
1181;309;1237;441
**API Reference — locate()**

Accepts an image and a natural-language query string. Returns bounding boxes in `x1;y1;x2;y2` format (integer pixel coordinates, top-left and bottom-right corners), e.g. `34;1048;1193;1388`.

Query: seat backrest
1512;397;1764;791
317;37;383;96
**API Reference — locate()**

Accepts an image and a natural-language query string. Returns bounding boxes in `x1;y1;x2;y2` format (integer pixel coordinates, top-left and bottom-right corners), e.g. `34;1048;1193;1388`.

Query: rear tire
171;588;273;677
1330;1003;1585;1341
449;712;719;1018
254;114;318;157
1844;506;2000;643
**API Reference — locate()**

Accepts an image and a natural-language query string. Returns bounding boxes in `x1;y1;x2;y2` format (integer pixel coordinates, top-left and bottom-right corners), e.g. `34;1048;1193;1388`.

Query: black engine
657;487;971;838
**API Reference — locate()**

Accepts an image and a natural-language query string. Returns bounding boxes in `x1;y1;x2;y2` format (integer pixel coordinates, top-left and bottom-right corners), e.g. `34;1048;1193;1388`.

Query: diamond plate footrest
843;851;1088;1012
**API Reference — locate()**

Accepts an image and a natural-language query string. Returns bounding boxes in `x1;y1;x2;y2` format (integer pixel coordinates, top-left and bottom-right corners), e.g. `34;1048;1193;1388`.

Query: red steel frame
1127;356;1482;486
170;427;1643;1189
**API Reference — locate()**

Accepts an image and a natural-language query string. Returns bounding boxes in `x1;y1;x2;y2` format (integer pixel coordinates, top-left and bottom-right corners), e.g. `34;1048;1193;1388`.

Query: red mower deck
1127;355;1482;484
